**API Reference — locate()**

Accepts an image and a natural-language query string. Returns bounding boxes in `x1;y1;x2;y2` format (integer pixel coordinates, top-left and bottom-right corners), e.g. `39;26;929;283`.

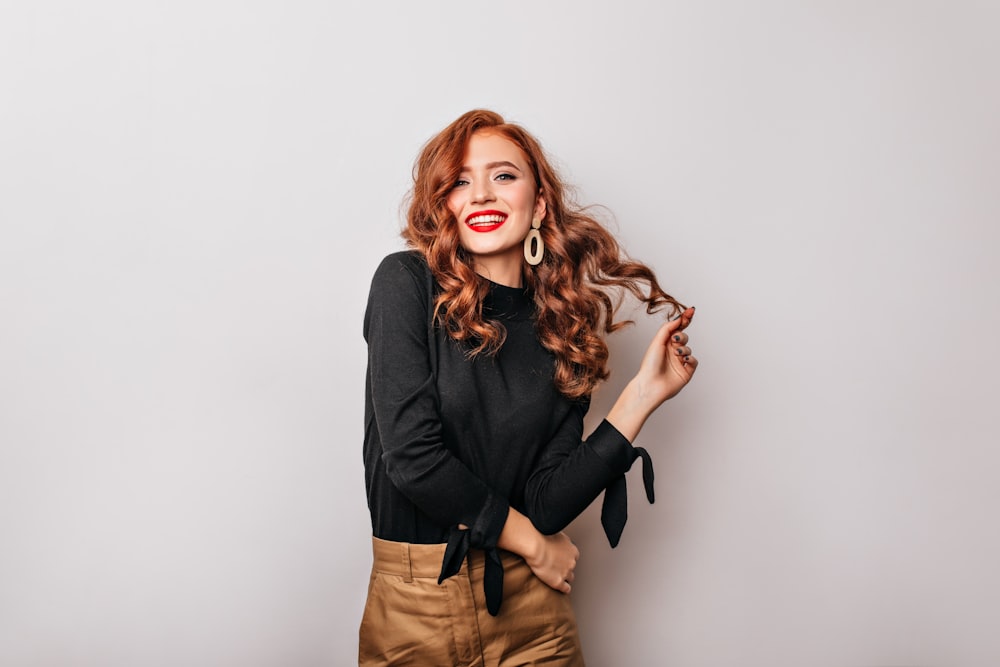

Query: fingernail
673;335;680;342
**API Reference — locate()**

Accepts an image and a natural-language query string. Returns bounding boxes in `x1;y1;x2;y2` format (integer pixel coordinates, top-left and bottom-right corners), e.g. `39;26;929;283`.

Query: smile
465;210;507;233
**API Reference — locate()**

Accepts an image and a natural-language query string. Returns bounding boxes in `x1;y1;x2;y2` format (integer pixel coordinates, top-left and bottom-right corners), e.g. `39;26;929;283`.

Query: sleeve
522;402;655;547
364;253;509;568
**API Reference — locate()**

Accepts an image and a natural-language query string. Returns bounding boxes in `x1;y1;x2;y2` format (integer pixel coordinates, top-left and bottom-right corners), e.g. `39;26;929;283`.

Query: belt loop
401;543;413;583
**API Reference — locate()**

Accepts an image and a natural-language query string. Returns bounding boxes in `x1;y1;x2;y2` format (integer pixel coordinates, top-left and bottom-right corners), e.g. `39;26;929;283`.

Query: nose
470;178;495;204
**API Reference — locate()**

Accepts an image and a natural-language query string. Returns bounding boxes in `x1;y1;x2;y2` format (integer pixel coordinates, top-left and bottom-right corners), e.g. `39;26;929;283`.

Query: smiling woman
447;132;546;286
359;109;699;666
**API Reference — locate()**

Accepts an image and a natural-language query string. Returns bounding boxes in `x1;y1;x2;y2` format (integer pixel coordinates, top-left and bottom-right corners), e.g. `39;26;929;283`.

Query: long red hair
403;109;684;399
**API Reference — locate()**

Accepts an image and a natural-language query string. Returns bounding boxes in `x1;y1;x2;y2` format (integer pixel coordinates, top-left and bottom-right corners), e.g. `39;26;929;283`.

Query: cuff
437;493;510;616
587;419;637;473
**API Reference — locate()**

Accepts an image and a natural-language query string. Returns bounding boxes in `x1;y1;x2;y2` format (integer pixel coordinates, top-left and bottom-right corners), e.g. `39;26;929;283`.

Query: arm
606;307;698;440
518;311;696;586
522;308;699;537
366;254;508;547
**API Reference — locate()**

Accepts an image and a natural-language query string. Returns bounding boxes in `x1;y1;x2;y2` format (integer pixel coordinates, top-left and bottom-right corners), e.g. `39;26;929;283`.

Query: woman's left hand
635;306;698;407
606;306;698;442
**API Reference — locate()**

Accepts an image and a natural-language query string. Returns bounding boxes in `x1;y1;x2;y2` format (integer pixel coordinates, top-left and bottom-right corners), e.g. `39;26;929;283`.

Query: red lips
465;209;507;233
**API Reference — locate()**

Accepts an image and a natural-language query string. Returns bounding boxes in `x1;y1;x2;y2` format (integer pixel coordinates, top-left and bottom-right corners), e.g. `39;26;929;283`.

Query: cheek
514;184;538;211
444;194;460;218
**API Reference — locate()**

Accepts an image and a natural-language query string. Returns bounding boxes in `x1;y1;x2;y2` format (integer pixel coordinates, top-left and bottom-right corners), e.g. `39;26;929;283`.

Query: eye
452;178;470;188
495;172;516;181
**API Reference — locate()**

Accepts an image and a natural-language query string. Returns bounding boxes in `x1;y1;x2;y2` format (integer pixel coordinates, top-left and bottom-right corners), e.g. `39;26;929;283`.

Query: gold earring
523;217;544;265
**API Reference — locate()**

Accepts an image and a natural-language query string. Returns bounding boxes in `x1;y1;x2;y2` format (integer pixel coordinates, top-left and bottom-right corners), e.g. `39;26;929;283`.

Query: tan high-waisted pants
358;537;585;666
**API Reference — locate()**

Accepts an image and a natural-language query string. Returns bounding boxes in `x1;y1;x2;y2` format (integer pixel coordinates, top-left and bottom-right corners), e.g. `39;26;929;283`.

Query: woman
361;109;697;666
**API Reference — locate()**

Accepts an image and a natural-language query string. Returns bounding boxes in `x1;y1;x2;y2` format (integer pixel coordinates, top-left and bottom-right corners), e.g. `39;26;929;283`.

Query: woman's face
446;130;546;287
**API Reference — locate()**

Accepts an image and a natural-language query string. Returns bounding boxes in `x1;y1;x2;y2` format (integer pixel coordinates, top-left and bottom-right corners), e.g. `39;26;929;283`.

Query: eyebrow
458;160;524;173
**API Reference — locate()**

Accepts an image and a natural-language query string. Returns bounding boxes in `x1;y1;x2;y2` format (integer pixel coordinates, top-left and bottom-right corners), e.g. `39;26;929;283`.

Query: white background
2;1;999;665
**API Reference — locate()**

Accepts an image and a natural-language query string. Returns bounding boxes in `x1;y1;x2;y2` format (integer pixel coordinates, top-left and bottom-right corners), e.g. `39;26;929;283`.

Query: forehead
460;130;531;168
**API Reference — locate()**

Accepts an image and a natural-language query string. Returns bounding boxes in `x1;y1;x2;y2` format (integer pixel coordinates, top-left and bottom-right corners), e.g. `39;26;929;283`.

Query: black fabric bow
600;446;655;548
439;527;505;616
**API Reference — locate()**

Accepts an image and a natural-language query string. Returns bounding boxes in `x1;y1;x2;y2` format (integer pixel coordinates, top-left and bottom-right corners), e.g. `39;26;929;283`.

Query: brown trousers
359;537;585;666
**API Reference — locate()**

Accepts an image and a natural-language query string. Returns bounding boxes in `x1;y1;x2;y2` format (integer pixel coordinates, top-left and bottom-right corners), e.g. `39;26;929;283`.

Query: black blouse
363;251;653;615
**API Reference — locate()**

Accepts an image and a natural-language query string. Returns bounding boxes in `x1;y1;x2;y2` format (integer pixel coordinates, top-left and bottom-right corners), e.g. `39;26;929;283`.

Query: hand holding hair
606;307;698;443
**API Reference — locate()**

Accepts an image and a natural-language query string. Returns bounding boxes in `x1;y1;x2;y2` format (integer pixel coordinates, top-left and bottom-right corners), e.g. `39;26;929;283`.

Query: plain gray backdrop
2;1;999;665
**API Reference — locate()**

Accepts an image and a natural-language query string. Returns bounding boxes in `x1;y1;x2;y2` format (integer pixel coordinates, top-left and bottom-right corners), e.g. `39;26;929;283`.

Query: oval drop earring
523;217;544;266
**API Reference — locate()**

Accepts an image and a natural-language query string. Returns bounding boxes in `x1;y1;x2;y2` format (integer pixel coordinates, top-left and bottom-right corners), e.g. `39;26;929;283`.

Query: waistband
371;536;523;581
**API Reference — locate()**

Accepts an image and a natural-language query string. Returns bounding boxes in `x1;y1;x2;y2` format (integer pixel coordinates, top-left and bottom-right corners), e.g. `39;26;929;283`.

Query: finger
562;581;572;594
663;307;696;338
670;332;689;346
655;318;681;345
565;571;575;583
673;306;695;330
673;345;691;357
684;355;699;372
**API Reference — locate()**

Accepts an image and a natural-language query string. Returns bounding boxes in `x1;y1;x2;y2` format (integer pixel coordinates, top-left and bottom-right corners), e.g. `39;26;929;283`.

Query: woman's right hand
524;531;579;594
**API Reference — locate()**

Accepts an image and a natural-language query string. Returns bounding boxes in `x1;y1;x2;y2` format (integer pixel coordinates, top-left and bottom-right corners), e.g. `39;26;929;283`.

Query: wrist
606;379;655;443
498;508;543;563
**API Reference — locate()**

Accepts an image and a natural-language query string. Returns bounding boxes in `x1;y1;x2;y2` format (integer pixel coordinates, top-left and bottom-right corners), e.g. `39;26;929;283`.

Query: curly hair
402;109;685;399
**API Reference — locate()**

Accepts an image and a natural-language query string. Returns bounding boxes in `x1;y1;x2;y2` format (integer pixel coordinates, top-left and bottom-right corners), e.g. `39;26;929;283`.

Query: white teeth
468;214;505;225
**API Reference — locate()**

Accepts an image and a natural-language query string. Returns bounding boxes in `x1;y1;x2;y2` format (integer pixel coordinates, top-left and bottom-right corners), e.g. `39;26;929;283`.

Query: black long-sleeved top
363;251;653;614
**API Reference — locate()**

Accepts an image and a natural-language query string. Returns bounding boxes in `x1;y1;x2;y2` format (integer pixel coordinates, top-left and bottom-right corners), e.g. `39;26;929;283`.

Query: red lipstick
465;209;507;233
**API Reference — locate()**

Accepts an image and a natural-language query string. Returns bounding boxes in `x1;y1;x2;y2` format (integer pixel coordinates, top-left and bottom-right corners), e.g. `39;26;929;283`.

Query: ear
534;191;548;222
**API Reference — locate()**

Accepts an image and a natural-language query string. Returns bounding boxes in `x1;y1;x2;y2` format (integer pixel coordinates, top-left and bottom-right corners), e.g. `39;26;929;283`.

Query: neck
472;256;524;288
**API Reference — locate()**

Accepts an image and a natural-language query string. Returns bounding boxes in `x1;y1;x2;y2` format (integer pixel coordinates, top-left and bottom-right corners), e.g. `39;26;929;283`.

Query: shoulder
372;250;430;280
370;250;432;291
367;250;437;313
376;249;429;272
364;251;435;339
